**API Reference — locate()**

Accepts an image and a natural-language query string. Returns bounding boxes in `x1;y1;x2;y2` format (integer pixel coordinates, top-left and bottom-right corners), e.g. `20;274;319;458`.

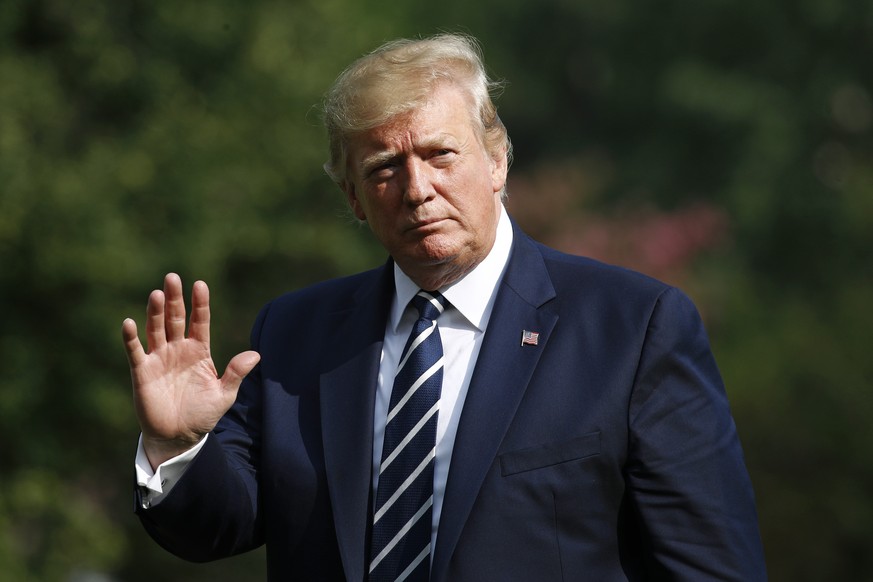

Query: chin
414;237;465;264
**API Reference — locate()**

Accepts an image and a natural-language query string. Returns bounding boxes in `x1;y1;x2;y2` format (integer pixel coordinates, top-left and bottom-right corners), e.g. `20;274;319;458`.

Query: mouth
407;217;447;233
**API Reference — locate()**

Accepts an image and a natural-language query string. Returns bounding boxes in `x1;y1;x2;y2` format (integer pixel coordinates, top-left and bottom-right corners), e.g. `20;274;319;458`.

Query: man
124;34;767;580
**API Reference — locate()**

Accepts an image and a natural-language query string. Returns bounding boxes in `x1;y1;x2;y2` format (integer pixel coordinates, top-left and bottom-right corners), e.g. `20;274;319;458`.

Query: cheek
364;192;404;231
456;174;499;215
441;171;487;206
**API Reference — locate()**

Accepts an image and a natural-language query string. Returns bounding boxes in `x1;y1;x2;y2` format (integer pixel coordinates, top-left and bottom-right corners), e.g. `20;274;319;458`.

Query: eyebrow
359;151;400;175
356;133;461;175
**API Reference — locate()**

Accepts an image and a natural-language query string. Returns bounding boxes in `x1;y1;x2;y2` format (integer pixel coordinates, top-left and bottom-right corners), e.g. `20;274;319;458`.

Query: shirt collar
391;206;514;332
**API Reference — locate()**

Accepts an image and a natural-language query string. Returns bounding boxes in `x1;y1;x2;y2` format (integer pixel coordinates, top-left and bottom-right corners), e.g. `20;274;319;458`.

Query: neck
408;264;476;292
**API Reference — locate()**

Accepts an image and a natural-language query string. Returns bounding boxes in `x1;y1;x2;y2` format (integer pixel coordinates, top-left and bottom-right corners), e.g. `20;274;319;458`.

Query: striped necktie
370;290;446;582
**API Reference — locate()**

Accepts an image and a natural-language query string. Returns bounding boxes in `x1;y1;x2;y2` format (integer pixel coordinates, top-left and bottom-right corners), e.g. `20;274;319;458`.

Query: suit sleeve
134;304;271;562
625;287;767;580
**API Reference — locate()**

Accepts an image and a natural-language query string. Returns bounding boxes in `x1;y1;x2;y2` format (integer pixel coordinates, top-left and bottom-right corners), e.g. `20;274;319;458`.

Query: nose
402;158;435;205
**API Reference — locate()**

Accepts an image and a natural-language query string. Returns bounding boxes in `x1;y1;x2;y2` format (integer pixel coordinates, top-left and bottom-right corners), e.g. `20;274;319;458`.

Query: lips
407;217;447;232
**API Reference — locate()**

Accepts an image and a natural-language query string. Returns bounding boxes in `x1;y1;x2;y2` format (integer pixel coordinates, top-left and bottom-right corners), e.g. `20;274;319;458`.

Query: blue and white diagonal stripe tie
370;290;446;582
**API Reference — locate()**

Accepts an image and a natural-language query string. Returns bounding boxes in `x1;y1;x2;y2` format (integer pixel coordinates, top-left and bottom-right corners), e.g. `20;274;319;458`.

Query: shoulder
540;242;665;290
250;263;390;332
530;236;710;357
275;266;386;308
520;233;675;304
507;230;706;339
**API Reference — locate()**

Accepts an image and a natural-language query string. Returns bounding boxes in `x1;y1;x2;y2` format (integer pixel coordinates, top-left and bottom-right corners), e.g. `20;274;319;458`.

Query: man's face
343;83;508;290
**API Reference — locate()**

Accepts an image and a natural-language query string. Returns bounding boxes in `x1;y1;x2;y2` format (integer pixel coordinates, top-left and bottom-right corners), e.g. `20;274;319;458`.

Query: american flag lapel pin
521;330;540;346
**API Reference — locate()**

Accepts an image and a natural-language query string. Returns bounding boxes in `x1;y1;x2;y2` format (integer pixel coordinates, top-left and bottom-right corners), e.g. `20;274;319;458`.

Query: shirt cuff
134;433;208;508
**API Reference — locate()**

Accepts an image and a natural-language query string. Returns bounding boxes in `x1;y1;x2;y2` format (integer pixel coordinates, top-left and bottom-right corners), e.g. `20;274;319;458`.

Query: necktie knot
412;290;445;323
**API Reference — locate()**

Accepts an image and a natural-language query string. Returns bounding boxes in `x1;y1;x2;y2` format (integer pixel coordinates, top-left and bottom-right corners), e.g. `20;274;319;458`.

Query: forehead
347;84;480;159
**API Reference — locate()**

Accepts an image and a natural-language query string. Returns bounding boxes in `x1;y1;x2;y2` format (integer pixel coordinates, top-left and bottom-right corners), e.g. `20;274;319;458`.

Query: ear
490;146;509;194
343;181;368;221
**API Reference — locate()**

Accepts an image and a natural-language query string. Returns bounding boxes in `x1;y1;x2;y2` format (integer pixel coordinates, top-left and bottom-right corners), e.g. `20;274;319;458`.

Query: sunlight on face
343;83;508;290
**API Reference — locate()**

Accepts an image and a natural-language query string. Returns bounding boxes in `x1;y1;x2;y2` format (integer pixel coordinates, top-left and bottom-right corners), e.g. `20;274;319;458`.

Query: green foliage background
1;0;871;580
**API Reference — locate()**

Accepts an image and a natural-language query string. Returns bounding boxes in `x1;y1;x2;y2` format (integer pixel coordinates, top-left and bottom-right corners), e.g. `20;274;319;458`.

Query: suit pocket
499;431;601;476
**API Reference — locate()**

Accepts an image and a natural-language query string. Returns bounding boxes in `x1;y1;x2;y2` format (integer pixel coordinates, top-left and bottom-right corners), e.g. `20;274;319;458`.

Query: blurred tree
1;0;871;580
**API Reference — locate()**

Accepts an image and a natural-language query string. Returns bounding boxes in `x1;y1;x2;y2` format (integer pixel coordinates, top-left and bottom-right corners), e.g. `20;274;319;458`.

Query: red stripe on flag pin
521;330;540;346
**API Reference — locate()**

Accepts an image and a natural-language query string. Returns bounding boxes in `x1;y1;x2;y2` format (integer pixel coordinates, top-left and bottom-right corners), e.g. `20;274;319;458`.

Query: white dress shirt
136;207;515;541
373;207;513;549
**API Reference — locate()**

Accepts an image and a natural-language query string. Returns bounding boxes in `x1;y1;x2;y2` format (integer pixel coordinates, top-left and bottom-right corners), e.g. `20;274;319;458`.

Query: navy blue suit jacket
137;222;766;580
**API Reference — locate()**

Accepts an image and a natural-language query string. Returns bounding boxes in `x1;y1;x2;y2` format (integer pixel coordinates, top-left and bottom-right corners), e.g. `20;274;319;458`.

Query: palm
123;274;260;467
132;335;226;438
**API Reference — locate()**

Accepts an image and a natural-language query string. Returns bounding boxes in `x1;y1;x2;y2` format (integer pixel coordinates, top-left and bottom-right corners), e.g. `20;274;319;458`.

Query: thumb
220;350;261;393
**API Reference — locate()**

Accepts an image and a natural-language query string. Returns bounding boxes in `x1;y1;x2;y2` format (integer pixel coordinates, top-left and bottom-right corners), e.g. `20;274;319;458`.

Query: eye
368;162;398;181
430;149;456;165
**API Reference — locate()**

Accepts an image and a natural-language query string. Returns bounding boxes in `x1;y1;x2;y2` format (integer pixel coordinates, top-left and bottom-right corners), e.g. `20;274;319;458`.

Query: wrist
142;433;206;469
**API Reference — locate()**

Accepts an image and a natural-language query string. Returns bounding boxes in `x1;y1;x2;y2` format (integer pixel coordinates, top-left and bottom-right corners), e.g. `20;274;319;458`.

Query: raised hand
122;273;260;469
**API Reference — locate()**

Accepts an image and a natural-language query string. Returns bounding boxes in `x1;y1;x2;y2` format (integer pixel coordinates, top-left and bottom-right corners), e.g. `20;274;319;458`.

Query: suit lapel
431;228;558;582
319;264;394;581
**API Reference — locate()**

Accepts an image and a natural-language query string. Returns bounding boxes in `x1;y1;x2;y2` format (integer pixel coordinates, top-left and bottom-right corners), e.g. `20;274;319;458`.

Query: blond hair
322;33;511;184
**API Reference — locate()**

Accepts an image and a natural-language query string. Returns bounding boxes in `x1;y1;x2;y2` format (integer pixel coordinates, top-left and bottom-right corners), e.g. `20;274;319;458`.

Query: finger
163;273;187;342
188;280;211;345
121;318;146;367
220;350;261;395
145;289;167;352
